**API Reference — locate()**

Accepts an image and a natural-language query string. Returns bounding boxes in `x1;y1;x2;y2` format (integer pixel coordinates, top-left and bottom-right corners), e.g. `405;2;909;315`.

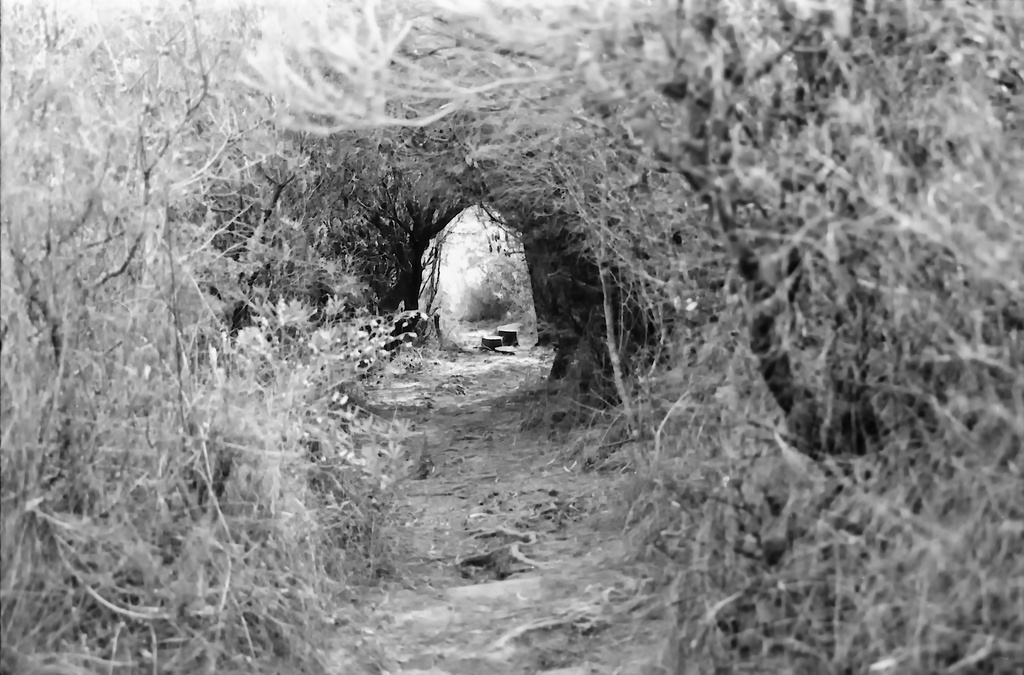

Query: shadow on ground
329;346;669;675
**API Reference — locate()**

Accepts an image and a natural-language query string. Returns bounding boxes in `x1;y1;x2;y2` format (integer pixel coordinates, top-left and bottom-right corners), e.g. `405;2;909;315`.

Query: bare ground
329;342;670;675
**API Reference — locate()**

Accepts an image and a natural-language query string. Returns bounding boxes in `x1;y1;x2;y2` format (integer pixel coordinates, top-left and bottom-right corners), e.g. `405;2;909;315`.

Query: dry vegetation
2;0;1022;674
1;3;411;673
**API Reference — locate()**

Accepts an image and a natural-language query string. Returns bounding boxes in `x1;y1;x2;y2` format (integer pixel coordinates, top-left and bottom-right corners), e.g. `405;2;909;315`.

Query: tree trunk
520;213;610;385
379;236;431;312
366;191;466;314
403;259;424;310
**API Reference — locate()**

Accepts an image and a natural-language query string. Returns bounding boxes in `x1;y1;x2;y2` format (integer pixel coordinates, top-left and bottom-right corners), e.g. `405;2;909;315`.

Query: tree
358;167;467;312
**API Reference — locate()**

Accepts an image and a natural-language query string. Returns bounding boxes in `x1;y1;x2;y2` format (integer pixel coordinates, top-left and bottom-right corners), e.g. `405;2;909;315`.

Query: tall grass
0;3;409;673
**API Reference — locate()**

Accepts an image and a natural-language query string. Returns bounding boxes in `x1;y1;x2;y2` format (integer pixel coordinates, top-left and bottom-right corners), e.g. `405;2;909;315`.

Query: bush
617;2;1024;673
0;4;409;673
628;308;1023;673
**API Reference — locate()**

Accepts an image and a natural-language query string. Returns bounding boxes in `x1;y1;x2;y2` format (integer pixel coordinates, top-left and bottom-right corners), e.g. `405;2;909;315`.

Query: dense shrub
0;3;410;673
617;2;1024;673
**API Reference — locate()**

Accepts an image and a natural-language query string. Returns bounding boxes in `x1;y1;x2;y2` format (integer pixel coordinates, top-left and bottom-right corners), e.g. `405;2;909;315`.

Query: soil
328;341;670;675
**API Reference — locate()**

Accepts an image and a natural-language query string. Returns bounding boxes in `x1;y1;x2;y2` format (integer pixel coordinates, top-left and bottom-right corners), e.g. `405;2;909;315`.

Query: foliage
431;210;534;324
618;1;1023;672
459;248;532;323
3;0;1022;674
248;0;1024;672
291;129;468;310
0;3;412;673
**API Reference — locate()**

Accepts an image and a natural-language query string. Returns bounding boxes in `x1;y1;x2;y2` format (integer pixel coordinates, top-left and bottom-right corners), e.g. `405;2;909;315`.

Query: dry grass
600;2;1024;673
0;3;410;673
0;258;410;673
628;312;1023;674
624;149;1024;671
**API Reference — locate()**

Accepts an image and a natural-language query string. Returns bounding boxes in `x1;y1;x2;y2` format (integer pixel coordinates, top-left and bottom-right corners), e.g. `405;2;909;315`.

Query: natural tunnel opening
421;206;538;352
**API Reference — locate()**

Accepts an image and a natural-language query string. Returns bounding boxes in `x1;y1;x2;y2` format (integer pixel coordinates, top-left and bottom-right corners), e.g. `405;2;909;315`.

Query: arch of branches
215;0;1022;466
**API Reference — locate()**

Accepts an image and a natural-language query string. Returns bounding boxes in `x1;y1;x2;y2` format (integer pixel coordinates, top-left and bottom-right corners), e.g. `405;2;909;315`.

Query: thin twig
598;264;635;438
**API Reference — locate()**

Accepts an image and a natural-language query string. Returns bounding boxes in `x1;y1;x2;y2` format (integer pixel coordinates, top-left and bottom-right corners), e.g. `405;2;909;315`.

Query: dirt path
331;347;667;675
